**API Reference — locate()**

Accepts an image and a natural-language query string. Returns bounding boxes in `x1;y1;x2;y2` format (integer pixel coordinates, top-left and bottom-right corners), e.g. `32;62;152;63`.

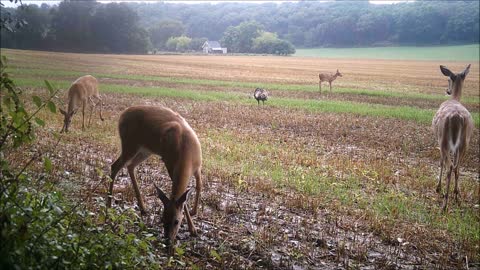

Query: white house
202;41;227;54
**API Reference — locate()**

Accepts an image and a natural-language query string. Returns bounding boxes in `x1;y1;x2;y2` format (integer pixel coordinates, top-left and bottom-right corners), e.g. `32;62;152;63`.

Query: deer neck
451;81;463;101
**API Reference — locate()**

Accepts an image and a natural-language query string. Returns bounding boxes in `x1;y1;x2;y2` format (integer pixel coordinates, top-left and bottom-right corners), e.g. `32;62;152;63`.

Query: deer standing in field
319;69;342;93
432;64;474;212
253;87;268;105
59;75;104;133
108;105;202;253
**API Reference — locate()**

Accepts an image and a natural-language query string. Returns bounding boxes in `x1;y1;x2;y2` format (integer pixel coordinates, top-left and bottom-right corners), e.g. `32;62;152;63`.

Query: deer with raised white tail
432;64;474;212
59;75;104;133
109;105;202;253
319;69;342;93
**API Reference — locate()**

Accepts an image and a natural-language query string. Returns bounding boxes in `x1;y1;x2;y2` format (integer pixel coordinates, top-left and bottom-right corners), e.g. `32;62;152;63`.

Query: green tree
189;37;208;51
148;19;185;49
165;35;192;52
252;31;295;55
221;21;263;53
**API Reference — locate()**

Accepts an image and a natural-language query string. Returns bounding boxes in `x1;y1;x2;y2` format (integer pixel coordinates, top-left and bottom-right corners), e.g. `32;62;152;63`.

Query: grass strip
14;77;480;127
9;66;479;104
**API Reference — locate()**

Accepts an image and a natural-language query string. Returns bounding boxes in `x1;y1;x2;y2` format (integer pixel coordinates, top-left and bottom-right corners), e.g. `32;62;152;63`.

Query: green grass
295;44;480;61
205;129;480;244
8;67;479;104
15;77;480;127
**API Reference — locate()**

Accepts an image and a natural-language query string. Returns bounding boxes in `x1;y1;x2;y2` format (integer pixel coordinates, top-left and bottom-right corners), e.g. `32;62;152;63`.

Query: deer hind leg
109;145;140;208
93;94;104;121
436;154;446;193
190;168;202;216
453;166;461;203
88;97;95;127
442;165;454;212
319;81;322;93
81;101;86;130
329;82;332;92
126;151;150;215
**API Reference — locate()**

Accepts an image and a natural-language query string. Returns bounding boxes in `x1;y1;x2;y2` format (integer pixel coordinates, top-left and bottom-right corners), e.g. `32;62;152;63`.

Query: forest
1;0;479;54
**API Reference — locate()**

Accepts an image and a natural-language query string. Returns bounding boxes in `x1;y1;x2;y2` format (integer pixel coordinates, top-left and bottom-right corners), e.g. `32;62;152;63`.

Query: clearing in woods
4;49;480;269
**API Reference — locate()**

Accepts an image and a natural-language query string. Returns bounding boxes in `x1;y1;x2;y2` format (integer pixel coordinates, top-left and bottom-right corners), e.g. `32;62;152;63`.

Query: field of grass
295;44;480;61
3;48;479;269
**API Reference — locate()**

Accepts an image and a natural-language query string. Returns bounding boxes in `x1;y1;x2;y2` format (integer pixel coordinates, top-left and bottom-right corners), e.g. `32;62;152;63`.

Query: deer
319;69;342;93
59;75;104;133
253;87;268;105
432;64;474;212
108;105;202;254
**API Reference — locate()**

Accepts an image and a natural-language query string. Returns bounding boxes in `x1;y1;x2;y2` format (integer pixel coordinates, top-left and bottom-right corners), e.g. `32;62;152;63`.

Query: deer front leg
329;81;332;92
184;204;197;236
319;81;322;93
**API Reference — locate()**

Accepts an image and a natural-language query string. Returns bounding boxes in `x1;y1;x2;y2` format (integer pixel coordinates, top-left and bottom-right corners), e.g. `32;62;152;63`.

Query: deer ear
155;184;170;206
461;64;471;79
176;188;191;207
440;65;454;78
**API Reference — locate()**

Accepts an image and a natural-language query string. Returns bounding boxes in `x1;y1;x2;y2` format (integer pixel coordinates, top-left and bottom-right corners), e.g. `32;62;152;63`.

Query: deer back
66;75;99;112
118;106;202;195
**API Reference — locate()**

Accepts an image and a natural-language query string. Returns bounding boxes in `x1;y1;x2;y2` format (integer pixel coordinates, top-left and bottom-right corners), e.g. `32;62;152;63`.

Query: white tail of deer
59;75;104;133
319;69;342;94
432;64;474;212
109;105;202;253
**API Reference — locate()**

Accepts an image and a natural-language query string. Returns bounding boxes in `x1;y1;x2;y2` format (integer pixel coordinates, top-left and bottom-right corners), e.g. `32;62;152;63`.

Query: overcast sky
1;0;414;7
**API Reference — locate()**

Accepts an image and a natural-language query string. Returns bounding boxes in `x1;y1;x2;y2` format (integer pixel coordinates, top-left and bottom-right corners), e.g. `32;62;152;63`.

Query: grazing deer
109;105;202;253
432;64;474;212
319;69;342;93
59;75;104;133
253;87;268;105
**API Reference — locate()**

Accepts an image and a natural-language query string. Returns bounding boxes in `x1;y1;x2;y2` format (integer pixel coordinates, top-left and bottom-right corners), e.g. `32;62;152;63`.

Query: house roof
204;41;221;48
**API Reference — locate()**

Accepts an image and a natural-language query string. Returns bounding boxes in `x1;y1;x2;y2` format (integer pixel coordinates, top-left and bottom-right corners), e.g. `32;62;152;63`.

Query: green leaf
47;101;56;113
32;95;42;108
34;117;45;127
210;249;221;261
44;80;54;95
44;157;52;173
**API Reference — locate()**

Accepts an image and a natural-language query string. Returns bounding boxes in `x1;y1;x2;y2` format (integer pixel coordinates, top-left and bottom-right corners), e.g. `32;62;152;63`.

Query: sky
1;0;414;7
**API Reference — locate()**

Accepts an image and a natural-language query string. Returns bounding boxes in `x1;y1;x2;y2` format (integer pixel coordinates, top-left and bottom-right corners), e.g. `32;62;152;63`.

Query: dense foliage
0;57;162;269
1;1;478;54
1;1;151;53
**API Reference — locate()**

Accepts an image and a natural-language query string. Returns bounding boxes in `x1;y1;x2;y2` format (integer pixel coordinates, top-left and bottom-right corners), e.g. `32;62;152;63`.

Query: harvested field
3;49;480;269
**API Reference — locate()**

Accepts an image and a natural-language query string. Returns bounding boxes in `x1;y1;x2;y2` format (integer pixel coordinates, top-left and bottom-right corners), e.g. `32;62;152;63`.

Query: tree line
1;1;478;54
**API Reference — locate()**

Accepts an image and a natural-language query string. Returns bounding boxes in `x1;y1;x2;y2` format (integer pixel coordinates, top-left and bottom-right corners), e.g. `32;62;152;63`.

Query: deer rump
433;102;473;168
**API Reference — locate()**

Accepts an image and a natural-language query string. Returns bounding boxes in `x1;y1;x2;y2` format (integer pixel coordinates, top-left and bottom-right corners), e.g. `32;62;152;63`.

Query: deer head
336;69;342;77
155;184;191;253
59;108;75;133
440;64;470;99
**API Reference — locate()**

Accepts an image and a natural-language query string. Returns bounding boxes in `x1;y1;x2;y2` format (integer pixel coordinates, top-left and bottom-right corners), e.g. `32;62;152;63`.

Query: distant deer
109;105;202;253
319;69;342;93
59;75;104;133
253;87;268;105
432;64;473;212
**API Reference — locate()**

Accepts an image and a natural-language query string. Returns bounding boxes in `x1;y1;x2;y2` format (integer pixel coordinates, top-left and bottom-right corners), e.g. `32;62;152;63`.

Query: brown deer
319;69;342;93
59;75;103;133
432;64;474;212
109;105;202;253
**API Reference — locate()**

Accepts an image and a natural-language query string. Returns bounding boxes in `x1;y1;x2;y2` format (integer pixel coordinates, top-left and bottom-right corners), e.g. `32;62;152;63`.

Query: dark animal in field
254;88;268;105
318;69;342;93
432;64;473;212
